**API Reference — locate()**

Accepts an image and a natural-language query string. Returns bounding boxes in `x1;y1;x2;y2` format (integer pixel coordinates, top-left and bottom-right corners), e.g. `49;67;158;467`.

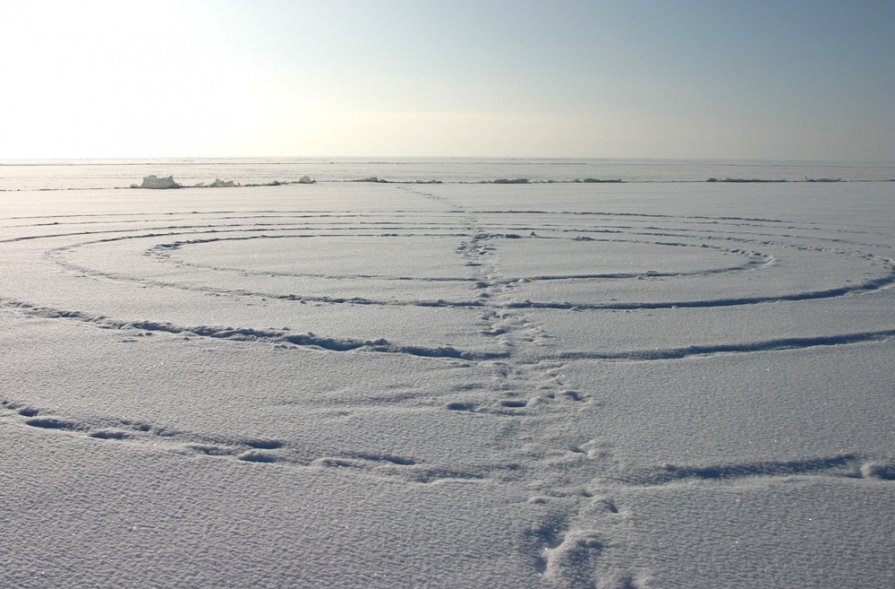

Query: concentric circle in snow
3;201;894;361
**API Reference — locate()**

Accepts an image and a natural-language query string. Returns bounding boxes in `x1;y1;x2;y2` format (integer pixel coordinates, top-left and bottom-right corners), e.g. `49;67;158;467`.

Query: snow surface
1;182;893;588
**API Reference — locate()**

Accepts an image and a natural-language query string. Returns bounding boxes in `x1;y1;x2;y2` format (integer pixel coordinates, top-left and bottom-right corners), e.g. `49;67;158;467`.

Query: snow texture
1;180;893;588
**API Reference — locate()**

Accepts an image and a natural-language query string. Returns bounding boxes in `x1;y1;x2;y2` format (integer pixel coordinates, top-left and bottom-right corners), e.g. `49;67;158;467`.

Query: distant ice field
1;156;893;190
1;181;893;588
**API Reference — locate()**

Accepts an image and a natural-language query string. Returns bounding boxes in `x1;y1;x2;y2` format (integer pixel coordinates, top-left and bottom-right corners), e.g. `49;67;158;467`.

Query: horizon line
2;155;893;165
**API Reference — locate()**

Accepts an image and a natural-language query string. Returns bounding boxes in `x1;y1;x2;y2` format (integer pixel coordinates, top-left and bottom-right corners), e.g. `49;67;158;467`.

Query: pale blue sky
1;0;892;159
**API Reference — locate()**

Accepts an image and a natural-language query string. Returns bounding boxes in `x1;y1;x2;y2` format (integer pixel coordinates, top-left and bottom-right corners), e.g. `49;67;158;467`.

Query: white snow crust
1;182;893;588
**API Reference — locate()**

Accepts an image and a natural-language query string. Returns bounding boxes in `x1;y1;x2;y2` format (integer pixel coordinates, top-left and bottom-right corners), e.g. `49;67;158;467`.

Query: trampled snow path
2;183;893;588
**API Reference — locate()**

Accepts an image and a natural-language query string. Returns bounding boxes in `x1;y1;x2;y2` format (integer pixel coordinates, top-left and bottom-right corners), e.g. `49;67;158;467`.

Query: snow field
1;182;893;588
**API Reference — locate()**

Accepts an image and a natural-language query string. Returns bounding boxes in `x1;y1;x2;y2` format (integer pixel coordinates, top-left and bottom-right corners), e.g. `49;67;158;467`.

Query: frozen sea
2;156;894;191
1;159;894;588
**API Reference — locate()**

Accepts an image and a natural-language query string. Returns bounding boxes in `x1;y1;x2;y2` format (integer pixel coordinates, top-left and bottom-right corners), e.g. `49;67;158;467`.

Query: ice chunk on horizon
131;175;182;189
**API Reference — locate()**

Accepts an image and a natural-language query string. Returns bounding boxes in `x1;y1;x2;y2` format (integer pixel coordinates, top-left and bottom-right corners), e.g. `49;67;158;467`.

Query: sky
1;0;892;160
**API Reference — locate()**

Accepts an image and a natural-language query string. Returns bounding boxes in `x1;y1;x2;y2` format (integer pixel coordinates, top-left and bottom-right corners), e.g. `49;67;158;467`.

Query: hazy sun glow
1;0;892;160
